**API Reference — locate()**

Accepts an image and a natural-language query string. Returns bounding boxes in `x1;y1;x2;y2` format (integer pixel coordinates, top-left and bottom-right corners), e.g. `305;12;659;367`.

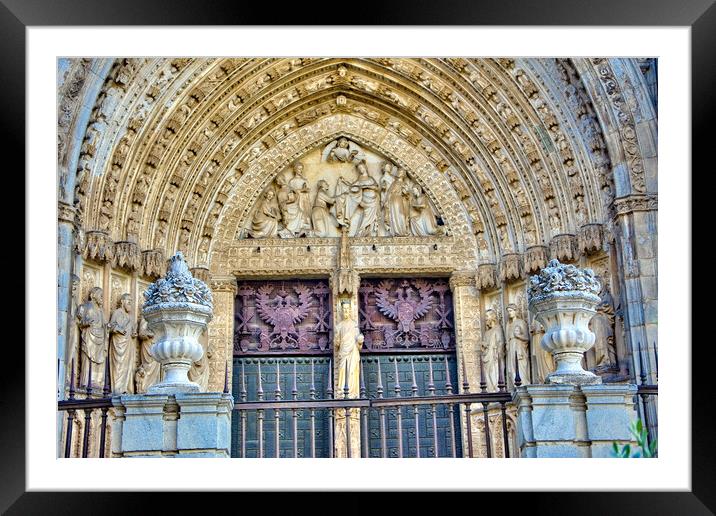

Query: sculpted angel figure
384;168;411;236
311;179;338;237
322;137;365;164
108;293;138;394
409;185;440;236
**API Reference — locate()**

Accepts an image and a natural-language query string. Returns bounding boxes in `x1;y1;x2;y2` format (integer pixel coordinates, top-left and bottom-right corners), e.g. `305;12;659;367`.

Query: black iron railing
57;359;113;458
636;342;659;452
231;353;516;458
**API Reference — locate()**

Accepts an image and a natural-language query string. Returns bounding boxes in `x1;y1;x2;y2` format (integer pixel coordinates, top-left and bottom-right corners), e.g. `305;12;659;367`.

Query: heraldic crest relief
234;280;332;354
359;278;454;351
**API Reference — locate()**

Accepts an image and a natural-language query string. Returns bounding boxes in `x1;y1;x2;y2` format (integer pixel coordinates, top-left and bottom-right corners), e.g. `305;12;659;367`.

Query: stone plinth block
581;384;638;457
111;392;233;458
514;383;639;458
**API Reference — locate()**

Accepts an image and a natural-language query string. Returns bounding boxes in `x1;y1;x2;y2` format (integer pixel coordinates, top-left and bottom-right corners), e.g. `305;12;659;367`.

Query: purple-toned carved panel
234;279;332;355
359;278;455;353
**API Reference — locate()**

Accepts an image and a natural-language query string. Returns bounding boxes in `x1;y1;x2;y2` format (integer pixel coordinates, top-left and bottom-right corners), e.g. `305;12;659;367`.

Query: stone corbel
83;230;114;263
524;245;549;275
499;253;523;283
114;241;142;272
449;270;476;290
142;249;165;279
191;267;212;284
476;263;498;291
549;234;577;263
577;224;605;256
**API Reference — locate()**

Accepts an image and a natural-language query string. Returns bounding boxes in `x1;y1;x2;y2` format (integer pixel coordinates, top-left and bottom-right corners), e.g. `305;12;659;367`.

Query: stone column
207;276;237;392
449;271;480;456
514;260;642;457
57;201;78;397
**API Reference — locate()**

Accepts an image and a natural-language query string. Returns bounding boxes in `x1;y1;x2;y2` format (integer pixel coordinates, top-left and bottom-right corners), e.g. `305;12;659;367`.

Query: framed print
8;0;708;512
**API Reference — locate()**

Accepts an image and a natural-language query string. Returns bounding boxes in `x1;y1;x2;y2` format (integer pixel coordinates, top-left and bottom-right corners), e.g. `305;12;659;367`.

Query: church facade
56;57;658;458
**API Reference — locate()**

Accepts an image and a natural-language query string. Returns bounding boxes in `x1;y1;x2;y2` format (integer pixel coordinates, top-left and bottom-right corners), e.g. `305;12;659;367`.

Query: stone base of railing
111;392;233;458
513;384;638;458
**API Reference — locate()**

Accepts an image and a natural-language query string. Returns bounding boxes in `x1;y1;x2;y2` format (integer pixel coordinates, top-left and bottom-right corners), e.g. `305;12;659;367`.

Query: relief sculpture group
247;137;444;239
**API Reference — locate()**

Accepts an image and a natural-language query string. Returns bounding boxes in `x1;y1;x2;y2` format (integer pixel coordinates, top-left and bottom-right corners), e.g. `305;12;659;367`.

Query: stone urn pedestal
528;259;602;386
142;252;214;394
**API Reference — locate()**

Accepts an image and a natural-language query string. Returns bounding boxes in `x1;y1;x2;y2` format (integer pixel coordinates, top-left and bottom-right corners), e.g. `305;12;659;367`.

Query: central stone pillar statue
331;226;362;458
111;252;233;457
514;260;639;458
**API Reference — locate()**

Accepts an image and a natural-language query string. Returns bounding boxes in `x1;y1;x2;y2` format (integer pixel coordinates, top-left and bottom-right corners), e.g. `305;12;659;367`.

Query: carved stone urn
527;259;602;385
142;252;213;394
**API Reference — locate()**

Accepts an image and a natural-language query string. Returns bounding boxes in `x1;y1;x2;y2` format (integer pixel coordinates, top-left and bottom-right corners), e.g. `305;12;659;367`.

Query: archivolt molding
62;58;657;279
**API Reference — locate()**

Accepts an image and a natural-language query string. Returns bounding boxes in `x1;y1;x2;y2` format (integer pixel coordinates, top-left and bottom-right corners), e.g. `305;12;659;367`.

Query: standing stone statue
384;168;411;236
335;301;363;396
334;300;363;458
481;308;503;392
249;190;281;239
352;162;380;237
108;293;137;394
505;303;530;389
531;319;554;383
65;274;81;389
77;287;107;390
135;316;160;393
589;281;617;369
288;161;312;231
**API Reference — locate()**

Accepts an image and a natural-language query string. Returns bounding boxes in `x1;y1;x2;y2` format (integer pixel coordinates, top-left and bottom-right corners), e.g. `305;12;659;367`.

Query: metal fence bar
292;362;299;458
377;360;387;458
410;359;420;458
393;359;403;458
257;361;264;458
444;357;457;458
309;359;316;458
428;358;439;457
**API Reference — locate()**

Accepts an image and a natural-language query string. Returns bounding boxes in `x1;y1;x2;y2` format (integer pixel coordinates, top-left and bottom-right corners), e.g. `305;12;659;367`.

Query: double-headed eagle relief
243;138;445;239
234;280;332;354
359;278;455;351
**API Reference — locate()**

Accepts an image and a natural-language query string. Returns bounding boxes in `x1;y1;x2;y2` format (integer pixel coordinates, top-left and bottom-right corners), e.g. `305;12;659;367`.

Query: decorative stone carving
477;263;498;291
142;249;165;279
322;136;365;164
549;234;577;263
613;193;658;216
77;287;107;390
65;274;81;388
114;241;142;272
135;316;160;393
524;246;549;275
383;167;411;237
108;293;137;394
577;224;604;255
142;252;213;394
190;267;211;284
505;303;530;389
527;259;601;385
499;253;523;283
83;230;114;263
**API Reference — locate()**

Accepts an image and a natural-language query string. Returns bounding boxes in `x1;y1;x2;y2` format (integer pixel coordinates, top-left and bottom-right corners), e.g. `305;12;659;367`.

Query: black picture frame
6;0;706;513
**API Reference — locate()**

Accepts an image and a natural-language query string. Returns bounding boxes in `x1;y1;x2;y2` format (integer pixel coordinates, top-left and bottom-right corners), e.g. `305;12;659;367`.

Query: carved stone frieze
449;271;476;289
613;194;658;216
